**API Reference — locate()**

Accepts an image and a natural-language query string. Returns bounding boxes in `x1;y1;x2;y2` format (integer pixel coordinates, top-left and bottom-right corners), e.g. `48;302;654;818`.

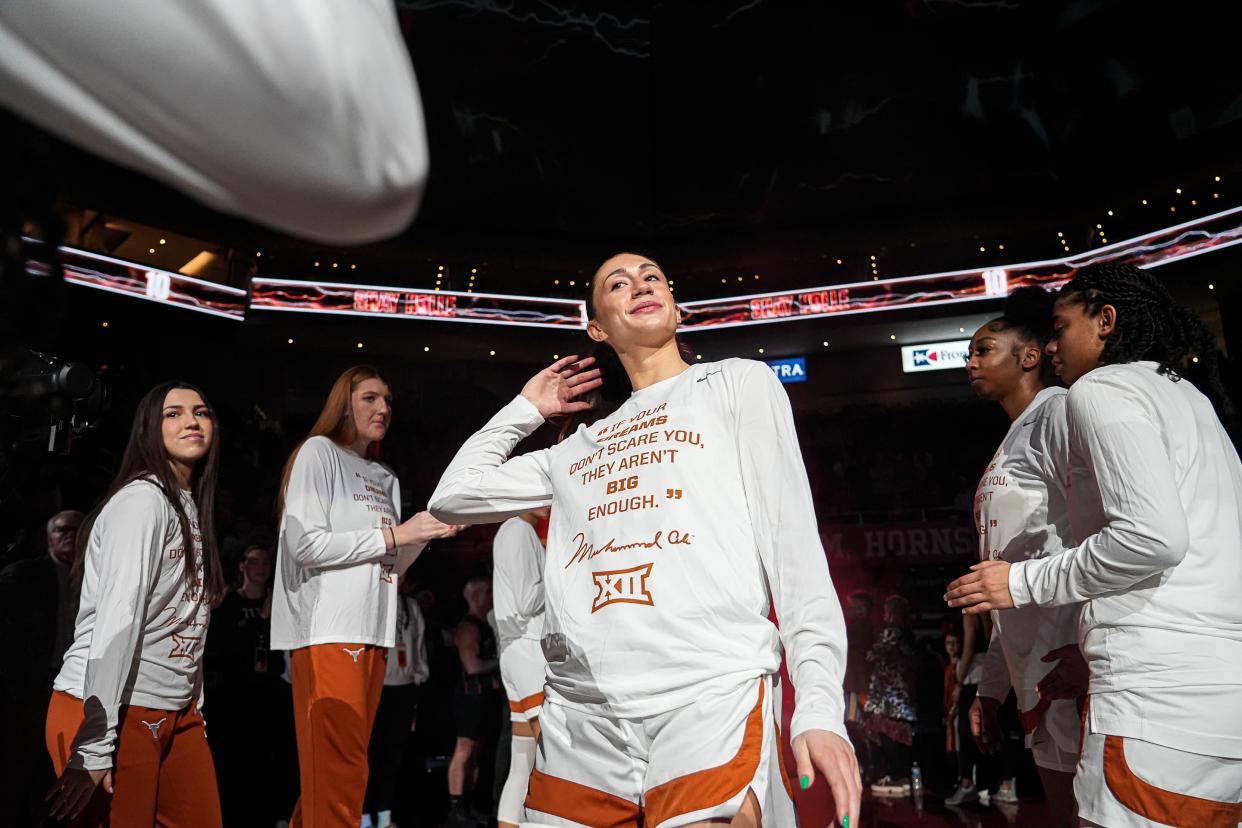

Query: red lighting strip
249;278;585;329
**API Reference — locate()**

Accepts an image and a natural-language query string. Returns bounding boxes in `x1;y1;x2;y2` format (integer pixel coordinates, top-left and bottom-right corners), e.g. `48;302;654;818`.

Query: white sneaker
977;788;991;806
945;783;980;806
993;778;1019;804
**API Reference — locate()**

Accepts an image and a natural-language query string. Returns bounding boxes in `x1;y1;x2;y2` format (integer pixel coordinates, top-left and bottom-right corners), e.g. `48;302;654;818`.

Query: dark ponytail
557;343;631;442
988;286;1058;386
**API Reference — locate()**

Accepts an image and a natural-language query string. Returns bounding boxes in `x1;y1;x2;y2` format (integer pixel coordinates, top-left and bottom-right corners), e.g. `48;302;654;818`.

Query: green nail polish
842;817;850;828
799;775;810;790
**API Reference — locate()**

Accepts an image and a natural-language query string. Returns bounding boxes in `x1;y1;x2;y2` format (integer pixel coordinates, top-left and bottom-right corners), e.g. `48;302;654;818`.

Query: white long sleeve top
272;437;423;650
0;0;427;243
54;479;208;771
493;517;546;654
972;388;1081;752
1009;362;1242;757
430;359;849;741
383;595;429;687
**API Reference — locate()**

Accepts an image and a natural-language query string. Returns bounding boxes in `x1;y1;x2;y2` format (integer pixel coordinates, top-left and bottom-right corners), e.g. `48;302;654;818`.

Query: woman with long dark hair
272;365;462;828
45;381;225;827
431;252;860;828
947;263;1242;826
957;287;1079;825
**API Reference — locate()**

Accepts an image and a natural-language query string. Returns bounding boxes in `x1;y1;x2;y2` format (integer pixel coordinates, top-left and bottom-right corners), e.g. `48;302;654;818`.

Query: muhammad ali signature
565;529;692;568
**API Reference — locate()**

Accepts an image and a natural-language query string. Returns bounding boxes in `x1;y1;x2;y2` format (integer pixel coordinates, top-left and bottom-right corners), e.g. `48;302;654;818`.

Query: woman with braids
45;382;225;827
958;287;1079;825
431;252;860;828
946;263;1242;827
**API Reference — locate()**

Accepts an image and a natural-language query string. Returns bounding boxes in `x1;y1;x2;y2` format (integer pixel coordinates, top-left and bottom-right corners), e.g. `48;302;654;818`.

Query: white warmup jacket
273;436;423;650
1009;362;1242;757
430;359;849;741
55;479;208;770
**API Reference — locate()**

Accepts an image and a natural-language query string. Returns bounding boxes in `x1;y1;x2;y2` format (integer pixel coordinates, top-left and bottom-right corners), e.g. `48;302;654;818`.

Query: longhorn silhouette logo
141;718;167;740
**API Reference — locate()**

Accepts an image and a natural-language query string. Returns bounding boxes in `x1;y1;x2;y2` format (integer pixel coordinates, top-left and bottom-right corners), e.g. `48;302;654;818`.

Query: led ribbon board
37;204;1242;328
676;204;1242;331
249;278;585;329
27;244;248;320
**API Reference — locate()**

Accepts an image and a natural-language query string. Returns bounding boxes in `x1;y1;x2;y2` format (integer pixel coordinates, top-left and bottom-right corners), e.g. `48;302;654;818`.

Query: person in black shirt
0;509;82;827
204;544;282;827
447;575;503;828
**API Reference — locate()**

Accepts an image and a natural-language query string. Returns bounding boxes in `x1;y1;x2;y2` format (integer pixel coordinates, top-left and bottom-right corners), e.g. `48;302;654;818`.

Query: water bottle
911;761;924;811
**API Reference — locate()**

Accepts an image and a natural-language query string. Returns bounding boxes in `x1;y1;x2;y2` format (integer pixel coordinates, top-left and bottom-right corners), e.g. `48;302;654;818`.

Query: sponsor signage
901;340;970;373
766;357;807;384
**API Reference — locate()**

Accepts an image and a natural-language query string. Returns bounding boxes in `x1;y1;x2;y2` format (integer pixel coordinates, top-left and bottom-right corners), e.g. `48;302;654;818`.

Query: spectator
843;589;874;776
204;544;282;827
864;595;920;797
0;509;83;827
945;612;1006;806
363;571;430;828
447;576;503;828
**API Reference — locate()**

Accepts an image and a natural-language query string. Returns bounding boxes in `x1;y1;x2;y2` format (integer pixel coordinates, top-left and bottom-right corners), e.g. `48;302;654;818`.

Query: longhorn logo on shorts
141;718;166;740
590;563;654;613
343;646;365;663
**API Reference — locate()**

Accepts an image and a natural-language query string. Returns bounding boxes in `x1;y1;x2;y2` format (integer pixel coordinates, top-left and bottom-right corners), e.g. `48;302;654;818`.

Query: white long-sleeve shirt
0;0;426;243
272;437;423;650
1009;362;1242;757
493;517;546;654
972;388;1081;752
54;479;208;771
384;595;429;687
430;359;849;741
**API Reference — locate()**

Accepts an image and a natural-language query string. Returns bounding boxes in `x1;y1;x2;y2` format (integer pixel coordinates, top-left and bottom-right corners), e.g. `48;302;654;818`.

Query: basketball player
430;252;860;828
494;508;551;828
45;382;224;827
962;287;1080;826
946;264;1242;826
273;366;462;828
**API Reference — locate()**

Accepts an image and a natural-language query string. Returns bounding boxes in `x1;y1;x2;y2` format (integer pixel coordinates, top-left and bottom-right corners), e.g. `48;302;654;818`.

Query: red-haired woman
272;366;462;828
45;381;225;827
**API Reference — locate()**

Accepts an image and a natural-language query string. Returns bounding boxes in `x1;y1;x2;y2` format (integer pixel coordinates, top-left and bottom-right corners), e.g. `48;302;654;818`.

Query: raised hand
520;355;603;419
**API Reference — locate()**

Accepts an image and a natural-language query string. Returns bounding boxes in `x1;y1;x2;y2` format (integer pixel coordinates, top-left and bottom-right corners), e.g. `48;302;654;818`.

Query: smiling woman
271;366;463;827
45;381;225;827
430;251;862;828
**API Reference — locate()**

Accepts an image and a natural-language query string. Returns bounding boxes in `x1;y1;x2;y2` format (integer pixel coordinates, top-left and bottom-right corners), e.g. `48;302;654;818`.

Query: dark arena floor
860;792;1050;828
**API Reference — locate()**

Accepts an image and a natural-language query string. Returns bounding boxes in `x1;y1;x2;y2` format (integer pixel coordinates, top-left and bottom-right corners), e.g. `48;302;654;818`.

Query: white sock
498;734;537;824
377;810;392;828
360;815;373;828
